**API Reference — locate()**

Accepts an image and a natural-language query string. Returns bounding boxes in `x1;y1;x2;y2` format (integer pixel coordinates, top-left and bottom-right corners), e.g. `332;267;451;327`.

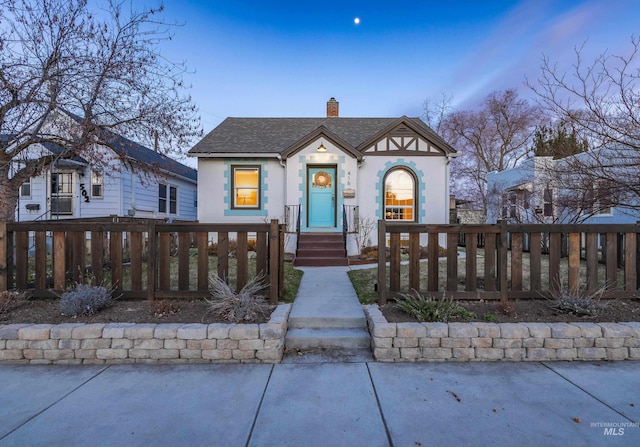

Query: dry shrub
204;274;273;323
0;291;29;314
150;299;180;317
208;239;257;257
208;242;218;256
361;246;378;260
360;246;391;261
419;245;447;258
497;302;516;317
547;284;608;316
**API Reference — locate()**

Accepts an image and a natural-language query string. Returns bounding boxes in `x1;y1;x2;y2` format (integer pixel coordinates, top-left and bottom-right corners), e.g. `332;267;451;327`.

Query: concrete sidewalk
1;361;639;446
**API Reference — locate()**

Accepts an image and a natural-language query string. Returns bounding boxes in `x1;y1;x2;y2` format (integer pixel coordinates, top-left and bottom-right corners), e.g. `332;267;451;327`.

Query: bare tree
527;36;640;215
354;215;376;252
0;0;201;220
440;89;541;213
422;92;453;135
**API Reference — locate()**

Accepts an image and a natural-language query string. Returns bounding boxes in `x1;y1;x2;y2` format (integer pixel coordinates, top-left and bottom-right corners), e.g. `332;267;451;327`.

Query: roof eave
281;125;362;161
188;152;282;158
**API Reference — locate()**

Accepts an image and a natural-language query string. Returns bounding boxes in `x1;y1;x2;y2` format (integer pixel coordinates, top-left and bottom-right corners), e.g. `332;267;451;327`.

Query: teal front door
308;166;336;228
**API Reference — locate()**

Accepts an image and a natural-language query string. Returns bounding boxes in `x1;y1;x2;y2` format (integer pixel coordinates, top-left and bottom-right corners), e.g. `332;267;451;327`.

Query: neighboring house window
543;188;553;217
169;185;177;214
501;190;530;221
509;192;517;219
501;192;517;220
20;179;31;198
159;184;167;212
384;168;416;221
91;171;103;198
232;166;260;209
159;183;178;214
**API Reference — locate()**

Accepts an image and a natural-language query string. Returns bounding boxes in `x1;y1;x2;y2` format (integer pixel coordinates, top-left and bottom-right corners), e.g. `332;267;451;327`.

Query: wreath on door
314;171;331;188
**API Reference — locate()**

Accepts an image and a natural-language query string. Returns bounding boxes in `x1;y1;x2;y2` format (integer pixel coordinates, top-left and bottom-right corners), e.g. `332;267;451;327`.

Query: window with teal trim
384;168;417;221
232;165;261;209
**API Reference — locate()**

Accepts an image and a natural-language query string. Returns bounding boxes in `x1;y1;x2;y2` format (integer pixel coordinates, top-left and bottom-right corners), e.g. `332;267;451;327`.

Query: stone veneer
0;304;291;365
364;305;640;362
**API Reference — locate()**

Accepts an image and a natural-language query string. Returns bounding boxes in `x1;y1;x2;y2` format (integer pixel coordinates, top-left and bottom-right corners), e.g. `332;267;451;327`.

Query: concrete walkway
1;361;639;446
285;266;370;352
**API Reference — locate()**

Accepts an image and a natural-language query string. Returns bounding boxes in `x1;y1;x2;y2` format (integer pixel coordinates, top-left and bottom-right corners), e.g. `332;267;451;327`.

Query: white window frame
232;165;261;209
91;170;103;198
543;188;553;217
383;168;417;222
159;183;178;215
20;178;31;198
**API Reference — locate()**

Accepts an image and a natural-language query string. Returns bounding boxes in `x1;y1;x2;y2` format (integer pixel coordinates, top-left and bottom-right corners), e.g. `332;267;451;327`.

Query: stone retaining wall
0;304;291;365
364;305;640;362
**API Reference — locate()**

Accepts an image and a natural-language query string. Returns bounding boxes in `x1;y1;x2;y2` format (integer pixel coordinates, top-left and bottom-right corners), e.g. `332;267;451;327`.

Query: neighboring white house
15;125;198;222
188;98;457;255
486;148;640;224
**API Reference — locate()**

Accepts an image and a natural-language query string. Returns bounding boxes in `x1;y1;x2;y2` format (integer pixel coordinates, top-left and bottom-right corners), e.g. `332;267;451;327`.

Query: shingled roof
56;109;197;182
188;116;455;157
100;129;197;182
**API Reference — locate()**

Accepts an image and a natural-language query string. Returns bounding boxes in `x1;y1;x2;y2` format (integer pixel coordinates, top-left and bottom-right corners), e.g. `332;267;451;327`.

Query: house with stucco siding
188;98;457;261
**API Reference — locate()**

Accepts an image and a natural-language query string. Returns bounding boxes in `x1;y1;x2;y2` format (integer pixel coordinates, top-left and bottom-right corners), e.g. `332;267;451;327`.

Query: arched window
384;168;416;221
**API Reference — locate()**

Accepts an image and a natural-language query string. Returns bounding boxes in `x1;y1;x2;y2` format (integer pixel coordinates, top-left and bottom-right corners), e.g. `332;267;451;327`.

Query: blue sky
159;0;640;133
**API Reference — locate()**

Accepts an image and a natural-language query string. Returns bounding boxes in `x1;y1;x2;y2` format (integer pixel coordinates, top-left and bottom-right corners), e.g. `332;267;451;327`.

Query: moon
354;17;360;25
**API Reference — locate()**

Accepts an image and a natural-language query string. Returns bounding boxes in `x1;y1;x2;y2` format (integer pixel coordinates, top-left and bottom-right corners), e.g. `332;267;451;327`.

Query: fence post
377;219;387;305
279;223;285;299
497;220;508;305
146;221;157;301
0;221;6;292
269;219;279;304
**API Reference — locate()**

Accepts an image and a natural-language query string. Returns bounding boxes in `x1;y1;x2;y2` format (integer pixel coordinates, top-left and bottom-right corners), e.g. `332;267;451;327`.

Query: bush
150;299;180;317
208;239;257;256
0;290;28;314
548;287;607;316
59;283;115;317
396;290;476;322
419;245;447;259
361;246;378;260
205;274;273;323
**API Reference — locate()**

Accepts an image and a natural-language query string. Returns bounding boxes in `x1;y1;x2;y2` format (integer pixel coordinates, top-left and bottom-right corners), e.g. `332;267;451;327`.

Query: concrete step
295;248;346;258
285;328;371;349
282;347;374;363
288;314;367;329
293;257;349;267
298;233;344;242
298;239;344;250
295;233;348;267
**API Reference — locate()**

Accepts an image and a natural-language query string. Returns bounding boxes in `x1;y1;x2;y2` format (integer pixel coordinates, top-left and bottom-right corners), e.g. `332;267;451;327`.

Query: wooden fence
0;219;284;304
378;220;640;305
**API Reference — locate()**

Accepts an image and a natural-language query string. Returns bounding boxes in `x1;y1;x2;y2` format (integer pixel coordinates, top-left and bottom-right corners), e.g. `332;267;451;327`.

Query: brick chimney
326;97;339;117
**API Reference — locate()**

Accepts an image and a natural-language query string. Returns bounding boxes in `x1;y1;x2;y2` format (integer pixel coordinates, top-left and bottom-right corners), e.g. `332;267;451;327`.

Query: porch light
317;143;327;152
